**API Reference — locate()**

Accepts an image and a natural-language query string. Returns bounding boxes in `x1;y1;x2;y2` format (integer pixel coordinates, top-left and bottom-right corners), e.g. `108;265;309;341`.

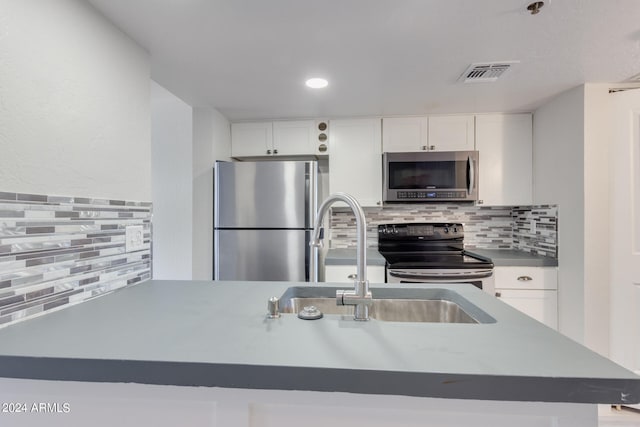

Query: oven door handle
388;270;493;281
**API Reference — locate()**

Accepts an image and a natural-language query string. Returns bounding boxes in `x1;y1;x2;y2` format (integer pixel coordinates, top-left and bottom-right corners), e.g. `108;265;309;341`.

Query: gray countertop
325;248;558;267
324;248;387;266
469;249;558;267
0;279;637;404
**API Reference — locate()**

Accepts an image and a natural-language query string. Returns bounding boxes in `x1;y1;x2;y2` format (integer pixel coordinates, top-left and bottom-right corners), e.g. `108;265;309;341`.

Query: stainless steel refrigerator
213;160;318;281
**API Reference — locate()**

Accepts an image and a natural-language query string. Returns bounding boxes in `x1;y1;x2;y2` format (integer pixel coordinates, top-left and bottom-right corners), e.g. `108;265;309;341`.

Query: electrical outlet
125;225;144;252
530;219;536;234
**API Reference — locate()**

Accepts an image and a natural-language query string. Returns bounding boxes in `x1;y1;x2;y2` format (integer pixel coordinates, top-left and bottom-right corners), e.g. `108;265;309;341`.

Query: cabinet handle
429;145;435;150
421;145;427;150
273;149;278;155
347;274;357;280
477;200;484;205
517;276;533;281
376;201;381;205
495;291;502;298
267;149;272;155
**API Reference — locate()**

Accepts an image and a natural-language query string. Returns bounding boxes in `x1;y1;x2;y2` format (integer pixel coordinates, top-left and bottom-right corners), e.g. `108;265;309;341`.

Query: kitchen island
0;280;637;426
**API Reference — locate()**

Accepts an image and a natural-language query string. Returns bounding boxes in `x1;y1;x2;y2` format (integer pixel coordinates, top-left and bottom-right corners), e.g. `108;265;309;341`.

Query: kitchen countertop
325;248;558;267
468;249;558;267
324;248;387;266
0;279;637;404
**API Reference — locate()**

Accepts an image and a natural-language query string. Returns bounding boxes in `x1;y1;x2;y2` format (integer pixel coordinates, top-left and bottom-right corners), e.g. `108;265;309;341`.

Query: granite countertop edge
0;356;634;404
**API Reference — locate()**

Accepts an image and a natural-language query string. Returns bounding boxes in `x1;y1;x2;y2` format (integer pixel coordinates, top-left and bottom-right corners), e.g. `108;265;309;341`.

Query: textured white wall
0;0;151;201
533;86;585;343
151;82;193;280
193;107;230;280
583;84;613;356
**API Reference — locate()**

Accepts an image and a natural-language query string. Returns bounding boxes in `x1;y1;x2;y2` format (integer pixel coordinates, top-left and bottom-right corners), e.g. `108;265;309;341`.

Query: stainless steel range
377;223;494;294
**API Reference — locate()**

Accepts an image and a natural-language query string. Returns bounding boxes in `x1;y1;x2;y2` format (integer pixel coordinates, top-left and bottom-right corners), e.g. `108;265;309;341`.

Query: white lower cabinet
494;266;558;330
324;264;386;284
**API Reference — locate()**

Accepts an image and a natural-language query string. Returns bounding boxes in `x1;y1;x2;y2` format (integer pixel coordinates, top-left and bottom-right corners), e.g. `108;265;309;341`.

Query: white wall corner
192;107;230;280
582;83;613;356
151;81;193;280
532;85;586;344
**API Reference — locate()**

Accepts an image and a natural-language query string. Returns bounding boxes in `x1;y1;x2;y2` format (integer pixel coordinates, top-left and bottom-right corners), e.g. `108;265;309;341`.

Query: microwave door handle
467;155;475;195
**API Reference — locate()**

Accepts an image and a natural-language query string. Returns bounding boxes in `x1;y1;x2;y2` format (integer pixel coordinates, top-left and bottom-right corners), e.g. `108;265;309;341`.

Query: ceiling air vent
459;61;520;83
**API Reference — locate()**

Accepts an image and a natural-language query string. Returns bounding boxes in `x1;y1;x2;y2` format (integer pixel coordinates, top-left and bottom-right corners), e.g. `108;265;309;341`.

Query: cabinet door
272;120;316;156
476;114;532;206
496;289;558;330
427;115;475;151
329;118;383;207
324;265;386;283
493;266;557;290
382;117;427;152
231;122;273;157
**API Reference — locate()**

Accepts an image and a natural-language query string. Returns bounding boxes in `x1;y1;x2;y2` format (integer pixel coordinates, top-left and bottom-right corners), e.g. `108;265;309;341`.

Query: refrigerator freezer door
214;229;312;281
215;161;317;229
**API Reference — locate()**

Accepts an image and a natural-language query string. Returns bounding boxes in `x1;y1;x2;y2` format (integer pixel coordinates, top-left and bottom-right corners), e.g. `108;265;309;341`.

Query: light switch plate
125;225;144;252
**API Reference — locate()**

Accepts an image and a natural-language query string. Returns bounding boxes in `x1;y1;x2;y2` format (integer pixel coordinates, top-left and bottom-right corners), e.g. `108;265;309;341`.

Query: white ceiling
87;0;640;121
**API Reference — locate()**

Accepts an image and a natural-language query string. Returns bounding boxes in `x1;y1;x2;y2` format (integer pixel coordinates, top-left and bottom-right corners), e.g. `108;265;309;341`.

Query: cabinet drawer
494;267;557;290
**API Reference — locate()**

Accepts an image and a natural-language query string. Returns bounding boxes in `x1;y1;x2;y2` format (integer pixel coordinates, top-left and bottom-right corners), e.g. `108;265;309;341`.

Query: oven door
387;268;495;294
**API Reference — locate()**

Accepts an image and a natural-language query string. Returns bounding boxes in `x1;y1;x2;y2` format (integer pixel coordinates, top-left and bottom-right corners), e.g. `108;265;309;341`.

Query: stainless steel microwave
383;151;479;202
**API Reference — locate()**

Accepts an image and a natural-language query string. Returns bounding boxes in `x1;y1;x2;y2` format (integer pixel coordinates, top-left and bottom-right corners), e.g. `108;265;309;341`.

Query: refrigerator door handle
305;162;316;229
213;229;219;280
306;230;311;281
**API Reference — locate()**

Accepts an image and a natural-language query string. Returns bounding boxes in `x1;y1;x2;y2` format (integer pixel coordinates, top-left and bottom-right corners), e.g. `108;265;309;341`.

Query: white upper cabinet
272;120;316;156
329;118;382;207
427;115;475;151
382;115;475;152
231;120;318;158
475;113;533;206
231;122;273;158
382;117;428;152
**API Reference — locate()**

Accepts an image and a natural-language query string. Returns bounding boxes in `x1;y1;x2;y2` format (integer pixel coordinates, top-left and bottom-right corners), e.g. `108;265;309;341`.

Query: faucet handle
310;239;323;248
309;227;325;248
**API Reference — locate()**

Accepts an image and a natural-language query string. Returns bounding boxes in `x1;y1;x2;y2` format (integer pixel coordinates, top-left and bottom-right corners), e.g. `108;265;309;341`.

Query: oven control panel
378;223;464;240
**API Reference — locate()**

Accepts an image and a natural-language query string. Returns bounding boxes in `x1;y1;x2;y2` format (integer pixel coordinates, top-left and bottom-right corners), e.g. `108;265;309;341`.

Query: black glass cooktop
380;251;493;270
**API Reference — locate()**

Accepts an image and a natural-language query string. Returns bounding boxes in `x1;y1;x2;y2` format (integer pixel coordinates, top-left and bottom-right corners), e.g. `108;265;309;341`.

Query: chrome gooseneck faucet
310;193;372;321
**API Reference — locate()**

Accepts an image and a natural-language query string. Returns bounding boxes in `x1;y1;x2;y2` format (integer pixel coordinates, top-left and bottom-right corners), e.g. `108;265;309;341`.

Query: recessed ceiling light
305;78;328;89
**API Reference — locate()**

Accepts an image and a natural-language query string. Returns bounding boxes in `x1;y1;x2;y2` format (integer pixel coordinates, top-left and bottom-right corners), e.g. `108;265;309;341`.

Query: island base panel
0;377;597;426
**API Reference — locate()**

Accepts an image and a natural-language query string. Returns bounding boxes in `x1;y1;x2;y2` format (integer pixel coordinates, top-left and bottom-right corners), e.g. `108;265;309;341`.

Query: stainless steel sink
278;287;496;324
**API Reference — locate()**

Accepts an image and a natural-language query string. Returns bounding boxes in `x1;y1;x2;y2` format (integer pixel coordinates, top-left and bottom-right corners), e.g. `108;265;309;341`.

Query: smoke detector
458;61;520;83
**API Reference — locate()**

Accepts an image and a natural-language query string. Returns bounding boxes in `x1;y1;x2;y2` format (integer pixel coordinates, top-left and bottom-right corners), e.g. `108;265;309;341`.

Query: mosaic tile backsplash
330;204;557;258
0;191;152;328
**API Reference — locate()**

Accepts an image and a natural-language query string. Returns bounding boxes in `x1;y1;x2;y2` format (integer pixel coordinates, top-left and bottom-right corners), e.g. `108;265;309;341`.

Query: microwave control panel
396;191;467;199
